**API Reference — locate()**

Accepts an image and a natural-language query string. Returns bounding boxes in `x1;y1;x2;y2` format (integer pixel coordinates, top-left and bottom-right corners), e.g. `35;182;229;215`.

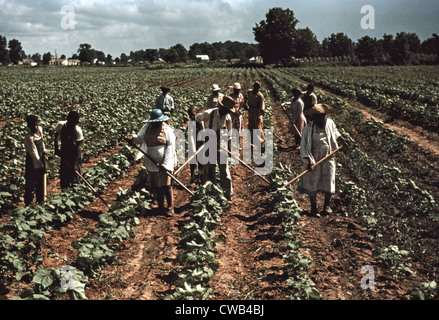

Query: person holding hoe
126;109;177;217
155;85;174;124
54;110;84;191
195;95;236;201
244;81;265;149
206;84;224;110
290;87;307;147
24;115;48;206
299;103;343;217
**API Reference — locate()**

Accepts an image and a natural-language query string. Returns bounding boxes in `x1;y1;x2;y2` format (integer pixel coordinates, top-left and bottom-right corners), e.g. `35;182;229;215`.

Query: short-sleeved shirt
246;90;265;111
55;121;84;142
155;94;175;113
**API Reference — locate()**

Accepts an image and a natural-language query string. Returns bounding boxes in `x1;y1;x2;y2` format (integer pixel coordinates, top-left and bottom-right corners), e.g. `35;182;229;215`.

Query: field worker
155;85;174;123
54;111;84;190
187;106;204;183
290;88;307;146
195;96;236;201
299;104;341;217
206;84;224;110
126;109;177;216
227;83;245;132
302;84;317;121
244;81;265;148
24;115;48;206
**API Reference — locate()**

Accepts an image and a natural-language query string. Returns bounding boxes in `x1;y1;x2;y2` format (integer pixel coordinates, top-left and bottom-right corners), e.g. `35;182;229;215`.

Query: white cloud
0;0;437;57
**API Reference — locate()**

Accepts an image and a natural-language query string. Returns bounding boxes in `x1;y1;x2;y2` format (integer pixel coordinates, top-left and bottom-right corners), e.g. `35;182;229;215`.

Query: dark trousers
24;168;45;205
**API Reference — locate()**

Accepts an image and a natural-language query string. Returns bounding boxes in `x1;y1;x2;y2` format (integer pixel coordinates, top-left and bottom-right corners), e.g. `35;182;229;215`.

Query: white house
250;56;263;64
196;55;209;61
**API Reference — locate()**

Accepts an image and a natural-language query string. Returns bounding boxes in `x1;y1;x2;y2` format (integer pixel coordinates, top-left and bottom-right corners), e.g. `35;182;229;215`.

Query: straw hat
229;82;241;90
218;96;236;113
211;84;221;91
143;109;170;123
253;81;262;90
303;103;334;116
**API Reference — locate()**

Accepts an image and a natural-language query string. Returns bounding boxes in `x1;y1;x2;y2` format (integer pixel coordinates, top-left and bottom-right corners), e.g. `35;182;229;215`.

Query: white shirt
54;120;84;142
132;123;176;172
195;108;233;133
24;126;46;169
155;94;174;113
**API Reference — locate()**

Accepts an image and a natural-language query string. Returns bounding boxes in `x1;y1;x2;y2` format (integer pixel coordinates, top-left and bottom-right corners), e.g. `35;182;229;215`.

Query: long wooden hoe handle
128;141;194;196
75;169;111;209
174;143;206;175
280;103;302;138
219;145;271;185
63;159;111;209
282;145;343;189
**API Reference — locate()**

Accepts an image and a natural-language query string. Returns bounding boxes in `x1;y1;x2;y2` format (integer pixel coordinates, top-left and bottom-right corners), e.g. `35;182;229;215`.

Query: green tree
120;53;128;63
171;43;188;62
294;27;321;58
355;36;383;64
164;48;179;63
42;52;52;65
144;49;158;63
0;35;8;65
8;39;22;64
253;7;299;65
77;43;94;63
31;53;42;63
422;33;439;62
322;33;354;57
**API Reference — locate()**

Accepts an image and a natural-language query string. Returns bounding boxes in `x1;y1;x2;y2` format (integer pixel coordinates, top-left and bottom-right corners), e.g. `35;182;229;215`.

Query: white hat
229;82;241;90
211;84;221;91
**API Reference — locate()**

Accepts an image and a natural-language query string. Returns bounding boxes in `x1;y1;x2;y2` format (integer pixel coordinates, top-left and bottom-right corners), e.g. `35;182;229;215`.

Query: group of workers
23;80;343;218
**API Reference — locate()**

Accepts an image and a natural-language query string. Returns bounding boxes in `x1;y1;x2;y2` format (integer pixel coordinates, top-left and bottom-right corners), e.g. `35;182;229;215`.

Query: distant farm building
196;55;210;61
22;59;38;66
249;56;263;64
49;57;81;66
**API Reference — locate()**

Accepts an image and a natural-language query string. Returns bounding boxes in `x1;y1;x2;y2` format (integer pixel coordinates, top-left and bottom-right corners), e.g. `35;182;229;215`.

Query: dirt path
264;74;417;300
32;69;434;301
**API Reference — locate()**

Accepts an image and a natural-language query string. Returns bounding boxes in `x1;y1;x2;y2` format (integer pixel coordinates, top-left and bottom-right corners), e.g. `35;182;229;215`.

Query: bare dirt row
13;68;437;301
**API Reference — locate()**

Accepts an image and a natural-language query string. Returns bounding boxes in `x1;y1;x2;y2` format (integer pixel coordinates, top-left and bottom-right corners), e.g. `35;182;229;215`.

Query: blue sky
0;0;438;58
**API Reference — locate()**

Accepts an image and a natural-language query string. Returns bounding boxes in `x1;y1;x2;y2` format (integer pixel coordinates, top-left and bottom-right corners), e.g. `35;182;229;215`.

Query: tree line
254;7;439;66
1;7;438;66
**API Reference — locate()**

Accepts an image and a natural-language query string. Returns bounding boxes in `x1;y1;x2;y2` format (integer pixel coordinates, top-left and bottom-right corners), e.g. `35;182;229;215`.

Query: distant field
1;65;438;301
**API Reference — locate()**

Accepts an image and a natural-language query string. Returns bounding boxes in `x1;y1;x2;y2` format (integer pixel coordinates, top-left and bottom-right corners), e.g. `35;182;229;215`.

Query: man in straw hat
195;96;236;200
227;83;245;132
290;87;307;146
299;103;342;217
126;109;177;216
206;84;224;110
155;85;174;123
244;81;265;148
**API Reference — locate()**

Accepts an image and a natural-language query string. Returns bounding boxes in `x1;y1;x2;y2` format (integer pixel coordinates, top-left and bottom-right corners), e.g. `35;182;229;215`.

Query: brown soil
4;69;438;302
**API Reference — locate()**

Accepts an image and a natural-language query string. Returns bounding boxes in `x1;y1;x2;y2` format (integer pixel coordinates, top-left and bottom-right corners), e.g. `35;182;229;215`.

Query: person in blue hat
126;109;177;216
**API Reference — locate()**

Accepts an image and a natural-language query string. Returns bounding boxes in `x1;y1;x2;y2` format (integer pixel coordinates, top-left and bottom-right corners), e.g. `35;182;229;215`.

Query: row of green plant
269;165;324;300
261;68;436;219
260;67;438;299
165;182;229;300
1;145;136;299
286;67;439;129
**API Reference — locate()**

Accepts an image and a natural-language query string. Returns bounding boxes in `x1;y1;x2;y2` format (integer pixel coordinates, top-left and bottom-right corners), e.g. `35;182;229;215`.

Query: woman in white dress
299;104;342;216
126;109;177;216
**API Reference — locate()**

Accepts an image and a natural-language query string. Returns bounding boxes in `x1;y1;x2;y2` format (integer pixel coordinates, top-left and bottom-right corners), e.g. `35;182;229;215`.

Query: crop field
0;65;438;301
